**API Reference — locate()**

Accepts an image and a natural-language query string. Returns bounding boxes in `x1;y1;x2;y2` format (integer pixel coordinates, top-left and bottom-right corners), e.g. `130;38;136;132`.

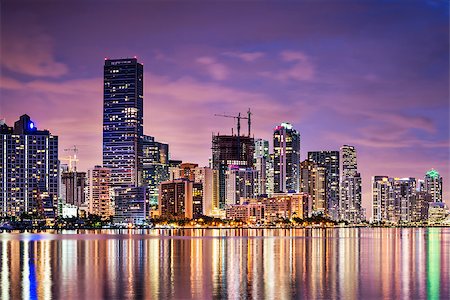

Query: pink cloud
196;56;229;80
260;50;315;81
1;27;68;78
222;51;265;62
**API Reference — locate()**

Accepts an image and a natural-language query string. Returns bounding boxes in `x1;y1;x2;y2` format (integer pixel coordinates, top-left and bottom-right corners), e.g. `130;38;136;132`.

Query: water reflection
0;228;449;299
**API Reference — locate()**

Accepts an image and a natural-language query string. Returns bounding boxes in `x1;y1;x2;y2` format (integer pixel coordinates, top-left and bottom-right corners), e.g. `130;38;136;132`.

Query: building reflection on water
0;228;449;299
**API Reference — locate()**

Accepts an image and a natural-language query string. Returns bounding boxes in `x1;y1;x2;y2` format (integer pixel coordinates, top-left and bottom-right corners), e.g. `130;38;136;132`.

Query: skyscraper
103;58;143;188
212;134;254;208
254;139;269;196
425;169;443;202
300;160;327;215
0;115;58;218
142;135;169;206
103;58;145;223
307;150;339;219
339;145;364;223
372;176;417;224
225;166;258;205
273;122;300;193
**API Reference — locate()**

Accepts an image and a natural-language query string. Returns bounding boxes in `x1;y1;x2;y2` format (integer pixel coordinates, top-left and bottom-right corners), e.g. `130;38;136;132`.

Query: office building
372;176;418;224
254;139;269;196
103;58;143;188
159;179;193;219
300;160;327;215
308;150;339;220
87;166;113;220
225;166;258;206
425;169;443;202
103;58;146;223
273;122;300;193
113;186;146;224
141;135;169;206
212;134;254;208
0;115;58;218
372;176;393;223
61;171;86;207
339;145;364;223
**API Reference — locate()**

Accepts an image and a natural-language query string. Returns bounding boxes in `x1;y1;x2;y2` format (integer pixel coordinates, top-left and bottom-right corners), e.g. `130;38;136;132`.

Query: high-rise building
372;176;393;223
273;123;300;193
372;176;417;224
87;166;113;220
212;134;254;208
103;58;143;188
0;115;58;218
393;177;416;223
339;145;364;223
225;166;258;206
141;135;169;206
300;160;327;215
159;179;193;219
61;171;86;207
308;151;339;219
425;169;443;202
103;58;145;223
175;163;218;216
254;139;269;196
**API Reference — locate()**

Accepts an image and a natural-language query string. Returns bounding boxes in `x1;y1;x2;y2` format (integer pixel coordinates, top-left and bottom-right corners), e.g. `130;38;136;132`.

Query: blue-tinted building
103;58;145;223
103;58;143;188
0;115;58;219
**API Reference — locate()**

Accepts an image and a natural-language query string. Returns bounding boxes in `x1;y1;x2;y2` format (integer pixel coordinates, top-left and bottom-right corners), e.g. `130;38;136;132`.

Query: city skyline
1;1;449;215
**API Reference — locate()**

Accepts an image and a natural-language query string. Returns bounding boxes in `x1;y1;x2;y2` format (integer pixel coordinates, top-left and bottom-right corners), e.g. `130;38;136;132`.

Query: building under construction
212;110;254;209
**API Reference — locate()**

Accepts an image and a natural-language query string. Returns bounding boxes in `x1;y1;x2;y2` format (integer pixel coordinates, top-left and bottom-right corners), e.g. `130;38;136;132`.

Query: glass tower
103;58;143;188
273;122;300;193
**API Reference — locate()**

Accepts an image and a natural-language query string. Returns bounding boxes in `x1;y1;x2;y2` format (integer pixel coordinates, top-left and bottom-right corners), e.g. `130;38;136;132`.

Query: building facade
273;123;300;193
339;145;364;223
254;139;269;196
103;58;144;188
225;166;258;206
307;151;340;220
87;166;113;220
159;179;194;219
0;115;58;218
425;169;443;202
300;160;327;215
212;134;254;209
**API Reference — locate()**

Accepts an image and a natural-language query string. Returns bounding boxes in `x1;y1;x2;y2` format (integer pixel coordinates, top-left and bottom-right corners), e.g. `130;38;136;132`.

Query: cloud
196;56;229;80
222;51;265;62
1;25;68;78
260;50;315;81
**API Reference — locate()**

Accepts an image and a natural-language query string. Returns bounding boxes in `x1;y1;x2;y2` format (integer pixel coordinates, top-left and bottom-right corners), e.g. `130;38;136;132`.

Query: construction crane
62;145;79;172
214;108;252;137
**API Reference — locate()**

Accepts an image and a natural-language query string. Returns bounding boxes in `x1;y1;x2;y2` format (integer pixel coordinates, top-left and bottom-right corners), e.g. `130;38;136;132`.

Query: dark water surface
0;228;449;299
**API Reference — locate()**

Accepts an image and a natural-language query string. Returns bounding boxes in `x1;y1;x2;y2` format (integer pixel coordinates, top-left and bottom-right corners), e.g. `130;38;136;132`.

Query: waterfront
0;228;449;299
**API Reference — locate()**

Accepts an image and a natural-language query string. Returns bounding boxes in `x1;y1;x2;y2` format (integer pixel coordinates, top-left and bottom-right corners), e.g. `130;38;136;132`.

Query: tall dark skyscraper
273;123;300;193
103;58;144;188
308;150;340;220
103;58;146;224
0;115;58;218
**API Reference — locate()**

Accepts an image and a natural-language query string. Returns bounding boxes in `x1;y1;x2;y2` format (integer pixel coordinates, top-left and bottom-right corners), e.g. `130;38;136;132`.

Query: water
0;228;448;299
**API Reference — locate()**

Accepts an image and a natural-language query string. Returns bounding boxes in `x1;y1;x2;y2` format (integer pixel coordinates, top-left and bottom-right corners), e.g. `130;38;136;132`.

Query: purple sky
1;0;449;215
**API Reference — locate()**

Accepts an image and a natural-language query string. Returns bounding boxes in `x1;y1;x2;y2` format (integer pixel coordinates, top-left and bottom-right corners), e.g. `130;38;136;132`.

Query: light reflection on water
0;228;448;299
